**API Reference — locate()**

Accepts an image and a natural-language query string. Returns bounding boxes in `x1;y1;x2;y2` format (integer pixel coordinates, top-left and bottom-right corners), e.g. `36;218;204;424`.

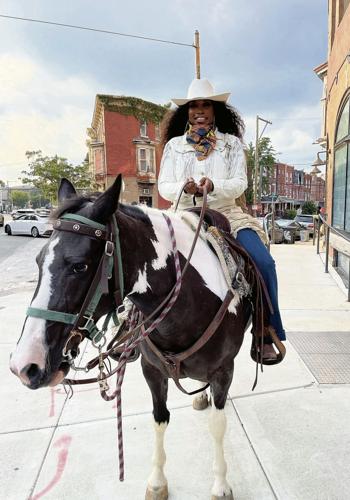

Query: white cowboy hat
172;78;230;106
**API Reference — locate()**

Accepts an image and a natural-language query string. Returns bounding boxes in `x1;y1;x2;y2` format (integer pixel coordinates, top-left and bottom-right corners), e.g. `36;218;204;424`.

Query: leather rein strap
63;185;236;391
144;290;233;395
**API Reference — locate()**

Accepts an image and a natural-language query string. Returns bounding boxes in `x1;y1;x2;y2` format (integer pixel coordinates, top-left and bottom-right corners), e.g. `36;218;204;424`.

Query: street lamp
310;165;321;175
253;115;272;216
312;151;326;167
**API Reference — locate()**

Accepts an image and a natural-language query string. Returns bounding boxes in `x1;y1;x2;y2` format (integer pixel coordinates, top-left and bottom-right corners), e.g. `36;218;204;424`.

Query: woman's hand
184;177;198;195
197;177;214;195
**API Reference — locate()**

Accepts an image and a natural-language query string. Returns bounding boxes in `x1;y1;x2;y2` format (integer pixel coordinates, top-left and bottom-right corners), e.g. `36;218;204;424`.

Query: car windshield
296;215;313;222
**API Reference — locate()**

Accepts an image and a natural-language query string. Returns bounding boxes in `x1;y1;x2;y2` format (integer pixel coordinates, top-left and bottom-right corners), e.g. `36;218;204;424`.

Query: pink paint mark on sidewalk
30;435;72;500
49;388;63;417
49;385;99;417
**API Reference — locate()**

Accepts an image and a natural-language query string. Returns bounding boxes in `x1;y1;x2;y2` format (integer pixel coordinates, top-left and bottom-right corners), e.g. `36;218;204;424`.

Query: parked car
294;214;315;235
0;212;4;227
5;214;53;237
275;219;303;241
11;208;36;220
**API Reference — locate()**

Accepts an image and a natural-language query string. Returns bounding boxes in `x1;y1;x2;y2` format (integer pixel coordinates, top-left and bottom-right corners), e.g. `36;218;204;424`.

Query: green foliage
11;190;29;208
21;151;93;204
29;193;50;209
98;95;169;123
284;209;297;220
0;180;5;188
245;137;277;204
302;201;317;214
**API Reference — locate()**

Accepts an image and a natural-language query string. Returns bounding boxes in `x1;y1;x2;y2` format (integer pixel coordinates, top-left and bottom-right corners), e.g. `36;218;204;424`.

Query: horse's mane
53;193;154;226
52;193;99;220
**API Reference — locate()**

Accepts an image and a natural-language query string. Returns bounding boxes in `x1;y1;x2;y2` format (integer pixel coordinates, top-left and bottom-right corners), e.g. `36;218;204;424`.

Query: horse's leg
141;358;169;500
209;369;234;500
193;382;210;410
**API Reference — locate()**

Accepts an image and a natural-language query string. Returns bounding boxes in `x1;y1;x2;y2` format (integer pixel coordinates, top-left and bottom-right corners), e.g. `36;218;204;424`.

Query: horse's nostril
21;363;42;385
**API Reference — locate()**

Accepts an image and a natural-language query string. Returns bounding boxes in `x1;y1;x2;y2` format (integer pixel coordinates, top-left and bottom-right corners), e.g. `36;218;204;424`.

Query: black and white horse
10;175;252;500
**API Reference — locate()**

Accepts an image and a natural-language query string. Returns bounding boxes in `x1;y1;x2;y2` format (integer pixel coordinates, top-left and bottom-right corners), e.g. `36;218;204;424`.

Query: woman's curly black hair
161;101;245;146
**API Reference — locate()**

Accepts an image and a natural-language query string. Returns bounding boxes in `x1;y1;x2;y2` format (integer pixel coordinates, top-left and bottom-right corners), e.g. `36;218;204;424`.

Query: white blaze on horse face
10;236;59;375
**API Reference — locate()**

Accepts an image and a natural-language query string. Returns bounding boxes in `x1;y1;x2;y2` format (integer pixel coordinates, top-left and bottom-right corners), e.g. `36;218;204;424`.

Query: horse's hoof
145;484;168;500
192;394;209;411
211;492;234;500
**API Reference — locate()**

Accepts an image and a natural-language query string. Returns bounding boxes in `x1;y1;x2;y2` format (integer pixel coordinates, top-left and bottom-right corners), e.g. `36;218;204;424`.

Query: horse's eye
73;263;88;273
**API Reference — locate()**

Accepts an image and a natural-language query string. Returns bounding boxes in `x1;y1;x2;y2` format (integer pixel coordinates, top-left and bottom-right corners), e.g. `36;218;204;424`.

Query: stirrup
250;327;286;366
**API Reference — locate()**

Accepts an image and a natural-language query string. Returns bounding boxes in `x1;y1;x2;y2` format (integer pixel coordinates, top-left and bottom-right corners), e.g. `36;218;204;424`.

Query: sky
0;0;328;184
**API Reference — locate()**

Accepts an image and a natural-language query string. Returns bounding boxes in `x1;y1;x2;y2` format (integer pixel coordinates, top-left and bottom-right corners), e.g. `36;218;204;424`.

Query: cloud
0;53;95;181
244;102;323;170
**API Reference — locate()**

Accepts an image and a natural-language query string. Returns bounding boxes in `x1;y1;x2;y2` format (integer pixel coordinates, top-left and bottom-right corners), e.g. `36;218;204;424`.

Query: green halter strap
26;213;123;343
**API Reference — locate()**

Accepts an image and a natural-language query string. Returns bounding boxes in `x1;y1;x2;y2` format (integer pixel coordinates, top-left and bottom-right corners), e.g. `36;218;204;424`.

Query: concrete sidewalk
1;242;350;499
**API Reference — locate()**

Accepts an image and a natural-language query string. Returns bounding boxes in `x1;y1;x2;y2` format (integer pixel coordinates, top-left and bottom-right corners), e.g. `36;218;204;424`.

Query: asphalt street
0;215;47;296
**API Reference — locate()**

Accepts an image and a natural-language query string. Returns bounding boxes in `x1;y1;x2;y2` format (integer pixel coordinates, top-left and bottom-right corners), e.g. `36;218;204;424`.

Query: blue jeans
236;228;286;341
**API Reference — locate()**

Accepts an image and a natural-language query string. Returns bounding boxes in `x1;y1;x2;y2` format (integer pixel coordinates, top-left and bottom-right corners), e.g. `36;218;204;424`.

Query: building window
333;95;350;232
138;147;154;173
140;121;147;137
155;123;161;141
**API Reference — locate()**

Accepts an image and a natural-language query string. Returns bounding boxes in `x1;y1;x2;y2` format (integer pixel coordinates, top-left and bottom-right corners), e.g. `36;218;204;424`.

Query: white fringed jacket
158;130;266;241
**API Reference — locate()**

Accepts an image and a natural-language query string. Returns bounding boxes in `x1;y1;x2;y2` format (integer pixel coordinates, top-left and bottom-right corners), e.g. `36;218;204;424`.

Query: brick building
269;162;324;205
87;95;168;208
314;0;350;284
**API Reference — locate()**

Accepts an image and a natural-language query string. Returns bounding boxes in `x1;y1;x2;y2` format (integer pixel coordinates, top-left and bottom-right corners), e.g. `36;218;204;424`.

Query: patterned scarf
186;124;217;161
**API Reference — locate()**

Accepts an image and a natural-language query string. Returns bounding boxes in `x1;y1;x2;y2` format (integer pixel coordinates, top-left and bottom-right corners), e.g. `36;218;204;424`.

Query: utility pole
253;115;272;216
194;30;200;78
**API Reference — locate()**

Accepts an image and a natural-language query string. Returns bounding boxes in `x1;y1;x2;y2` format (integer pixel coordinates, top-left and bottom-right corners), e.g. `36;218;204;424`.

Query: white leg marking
147;421;168;490
208;407;232;497
10;237;59;378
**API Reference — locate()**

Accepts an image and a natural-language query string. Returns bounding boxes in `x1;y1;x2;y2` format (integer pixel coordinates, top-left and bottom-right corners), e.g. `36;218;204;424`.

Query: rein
27;186;237;481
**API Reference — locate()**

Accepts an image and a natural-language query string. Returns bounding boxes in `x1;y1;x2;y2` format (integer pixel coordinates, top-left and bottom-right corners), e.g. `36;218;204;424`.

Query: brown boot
250;326;286;365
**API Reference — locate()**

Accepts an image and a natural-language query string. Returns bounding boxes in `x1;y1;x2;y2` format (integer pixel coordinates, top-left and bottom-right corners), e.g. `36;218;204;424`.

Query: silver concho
95;229;102;237
55;220;61;227
73;224;80;231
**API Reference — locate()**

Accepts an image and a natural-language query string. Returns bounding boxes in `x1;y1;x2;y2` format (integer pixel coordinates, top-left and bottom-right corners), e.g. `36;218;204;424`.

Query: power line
271;117;320;121
0;14;194;47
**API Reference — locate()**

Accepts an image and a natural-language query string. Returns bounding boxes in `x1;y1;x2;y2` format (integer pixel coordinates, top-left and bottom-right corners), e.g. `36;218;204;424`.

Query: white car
5;214;53;238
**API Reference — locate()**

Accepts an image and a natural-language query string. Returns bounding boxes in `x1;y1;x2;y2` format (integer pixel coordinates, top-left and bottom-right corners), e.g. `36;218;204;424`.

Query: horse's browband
53;214;110;240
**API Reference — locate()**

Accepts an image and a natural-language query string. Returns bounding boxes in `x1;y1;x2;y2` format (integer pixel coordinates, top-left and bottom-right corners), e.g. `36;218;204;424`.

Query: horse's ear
91;174;122;223
58;178;77;203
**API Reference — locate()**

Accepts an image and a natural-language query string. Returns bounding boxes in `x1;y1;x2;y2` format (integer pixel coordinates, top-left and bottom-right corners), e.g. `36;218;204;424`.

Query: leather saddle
185;207;285;366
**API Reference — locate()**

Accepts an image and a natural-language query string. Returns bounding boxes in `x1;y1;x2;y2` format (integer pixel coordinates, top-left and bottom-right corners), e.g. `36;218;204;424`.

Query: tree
11;190;29;208
245;137;277;205
0;180;5;188
29;193;50;209
21;151;93;204
302;201;317;214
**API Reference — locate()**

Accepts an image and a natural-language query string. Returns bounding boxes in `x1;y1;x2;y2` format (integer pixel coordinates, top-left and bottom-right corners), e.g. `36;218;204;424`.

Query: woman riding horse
158;77;286;361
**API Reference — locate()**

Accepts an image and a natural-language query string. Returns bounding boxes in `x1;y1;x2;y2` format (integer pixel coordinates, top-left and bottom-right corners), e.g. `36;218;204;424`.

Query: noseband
26;213;124;356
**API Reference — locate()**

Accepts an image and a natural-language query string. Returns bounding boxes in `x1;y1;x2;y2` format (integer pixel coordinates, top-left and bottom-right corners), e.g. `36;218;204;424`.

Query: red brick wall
103;109;170;208
104;110;138;177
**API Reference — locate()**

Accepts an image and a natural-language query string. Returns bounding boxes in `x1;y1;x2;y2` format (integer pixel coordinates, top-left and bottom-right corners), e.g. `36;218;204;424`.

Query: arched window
333;95;350;232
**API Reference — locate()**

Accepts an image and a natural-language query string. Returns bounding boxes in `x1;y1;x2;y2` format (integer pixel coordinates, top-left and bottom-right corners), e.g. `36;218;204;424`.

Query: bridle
26;213;124;358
